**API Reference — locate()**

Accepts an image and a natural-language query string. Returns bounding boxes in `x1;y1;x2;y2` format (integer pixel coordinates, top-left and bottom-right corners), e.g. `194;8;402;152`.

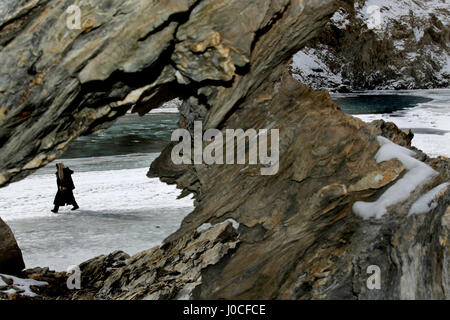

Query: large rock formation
291;0;450;91
0;0;449;300
147;73;450;299
0;218;25;274
0;0;338;186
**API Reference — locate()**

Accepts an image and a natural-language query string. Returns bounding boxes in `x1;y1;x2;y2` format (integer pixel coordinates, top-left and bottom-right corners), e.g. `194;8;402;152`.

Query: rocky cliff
291;0;450;91
0;0;449;300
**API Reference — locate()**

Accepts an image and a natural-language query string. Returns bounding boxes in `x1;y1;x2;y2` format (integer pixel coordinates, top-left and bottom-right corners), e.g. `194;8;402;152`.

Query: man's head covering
56;163;65;181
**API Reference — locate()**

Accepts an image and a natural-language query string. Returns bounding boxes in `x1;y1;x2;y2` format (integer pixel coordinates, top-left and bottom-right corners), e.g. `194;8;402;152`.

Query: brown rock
0;217;25;274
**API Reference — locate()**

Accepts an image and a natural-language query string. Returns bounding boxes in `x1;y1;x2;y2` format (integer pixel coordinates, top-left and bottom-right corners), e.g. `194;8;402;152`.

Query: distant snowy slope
292;0;450;91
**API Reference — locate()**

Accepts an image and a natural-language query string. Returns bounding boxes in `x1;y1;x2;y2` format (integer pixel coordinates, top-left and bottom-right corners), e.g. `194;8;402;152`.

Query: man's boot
71;202;79;211
51;206;59;213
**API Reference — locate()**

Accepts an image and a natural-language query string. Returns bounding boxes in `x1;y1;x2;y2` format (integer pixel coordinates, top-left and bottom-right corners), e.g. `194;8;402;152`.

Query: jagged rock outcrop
1;222;239;300
0;0;338;186
291;0;450;91
149;74;450;299
0;0;449;300
0;217;25;274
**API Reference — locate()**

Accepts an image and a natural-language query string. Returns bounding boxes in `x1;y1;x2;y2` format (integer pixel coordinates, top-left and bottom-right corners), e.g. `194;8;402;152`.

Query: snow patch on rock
197;219;240;233
0;274;48;297
353;136;439;219
291;46;343;89
408;182;449;216
330;8;350;29
291;0;450;91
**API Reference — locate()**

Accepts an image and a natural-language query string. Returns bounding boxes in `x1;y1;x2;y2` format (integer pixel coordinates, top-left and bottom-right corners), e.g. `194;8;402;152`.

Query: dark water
57;95;436;161
333;95;433;114
61;95;434;160
62;113;180;159
61;96;433;160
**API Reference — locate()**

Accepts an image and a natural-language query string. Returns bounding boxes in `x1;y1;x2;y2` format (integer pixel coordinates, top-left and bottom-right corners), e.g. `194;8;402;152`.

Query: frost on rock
196;219;240;233
355;0;450;36
353;136;439;219
0;274;48;297
408;182;449;216
291;47;343;89
291;0;450;90
330;8;350;29
197;223;213;233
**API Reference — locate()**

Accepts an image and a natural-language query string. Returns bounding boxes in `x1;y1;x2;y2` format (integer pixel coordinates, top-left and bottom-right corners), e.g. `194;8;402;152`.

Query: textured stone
151;74;450;300
13;222;239;300
0;218;25;274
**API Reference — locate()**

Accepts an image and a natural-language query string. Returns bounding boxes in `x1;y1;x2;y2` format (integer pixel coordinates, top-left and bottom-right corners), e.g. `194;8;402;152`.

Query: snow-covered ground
0;154;193;221
0;153;194;271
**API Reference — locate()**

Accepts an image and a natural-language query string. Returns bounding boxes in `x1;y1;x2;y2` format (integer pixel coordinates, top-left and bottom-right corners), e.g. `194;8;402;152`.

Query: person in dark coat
51;163;79;213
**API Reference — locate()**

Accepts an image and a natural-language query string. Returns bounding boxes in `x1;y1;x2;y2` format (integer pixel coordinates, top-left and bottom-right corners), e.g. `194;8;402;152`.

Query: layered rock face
291;0;450;91
0;0;338;186
147;74;450;299
0;218;25;274
0;0;449;300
